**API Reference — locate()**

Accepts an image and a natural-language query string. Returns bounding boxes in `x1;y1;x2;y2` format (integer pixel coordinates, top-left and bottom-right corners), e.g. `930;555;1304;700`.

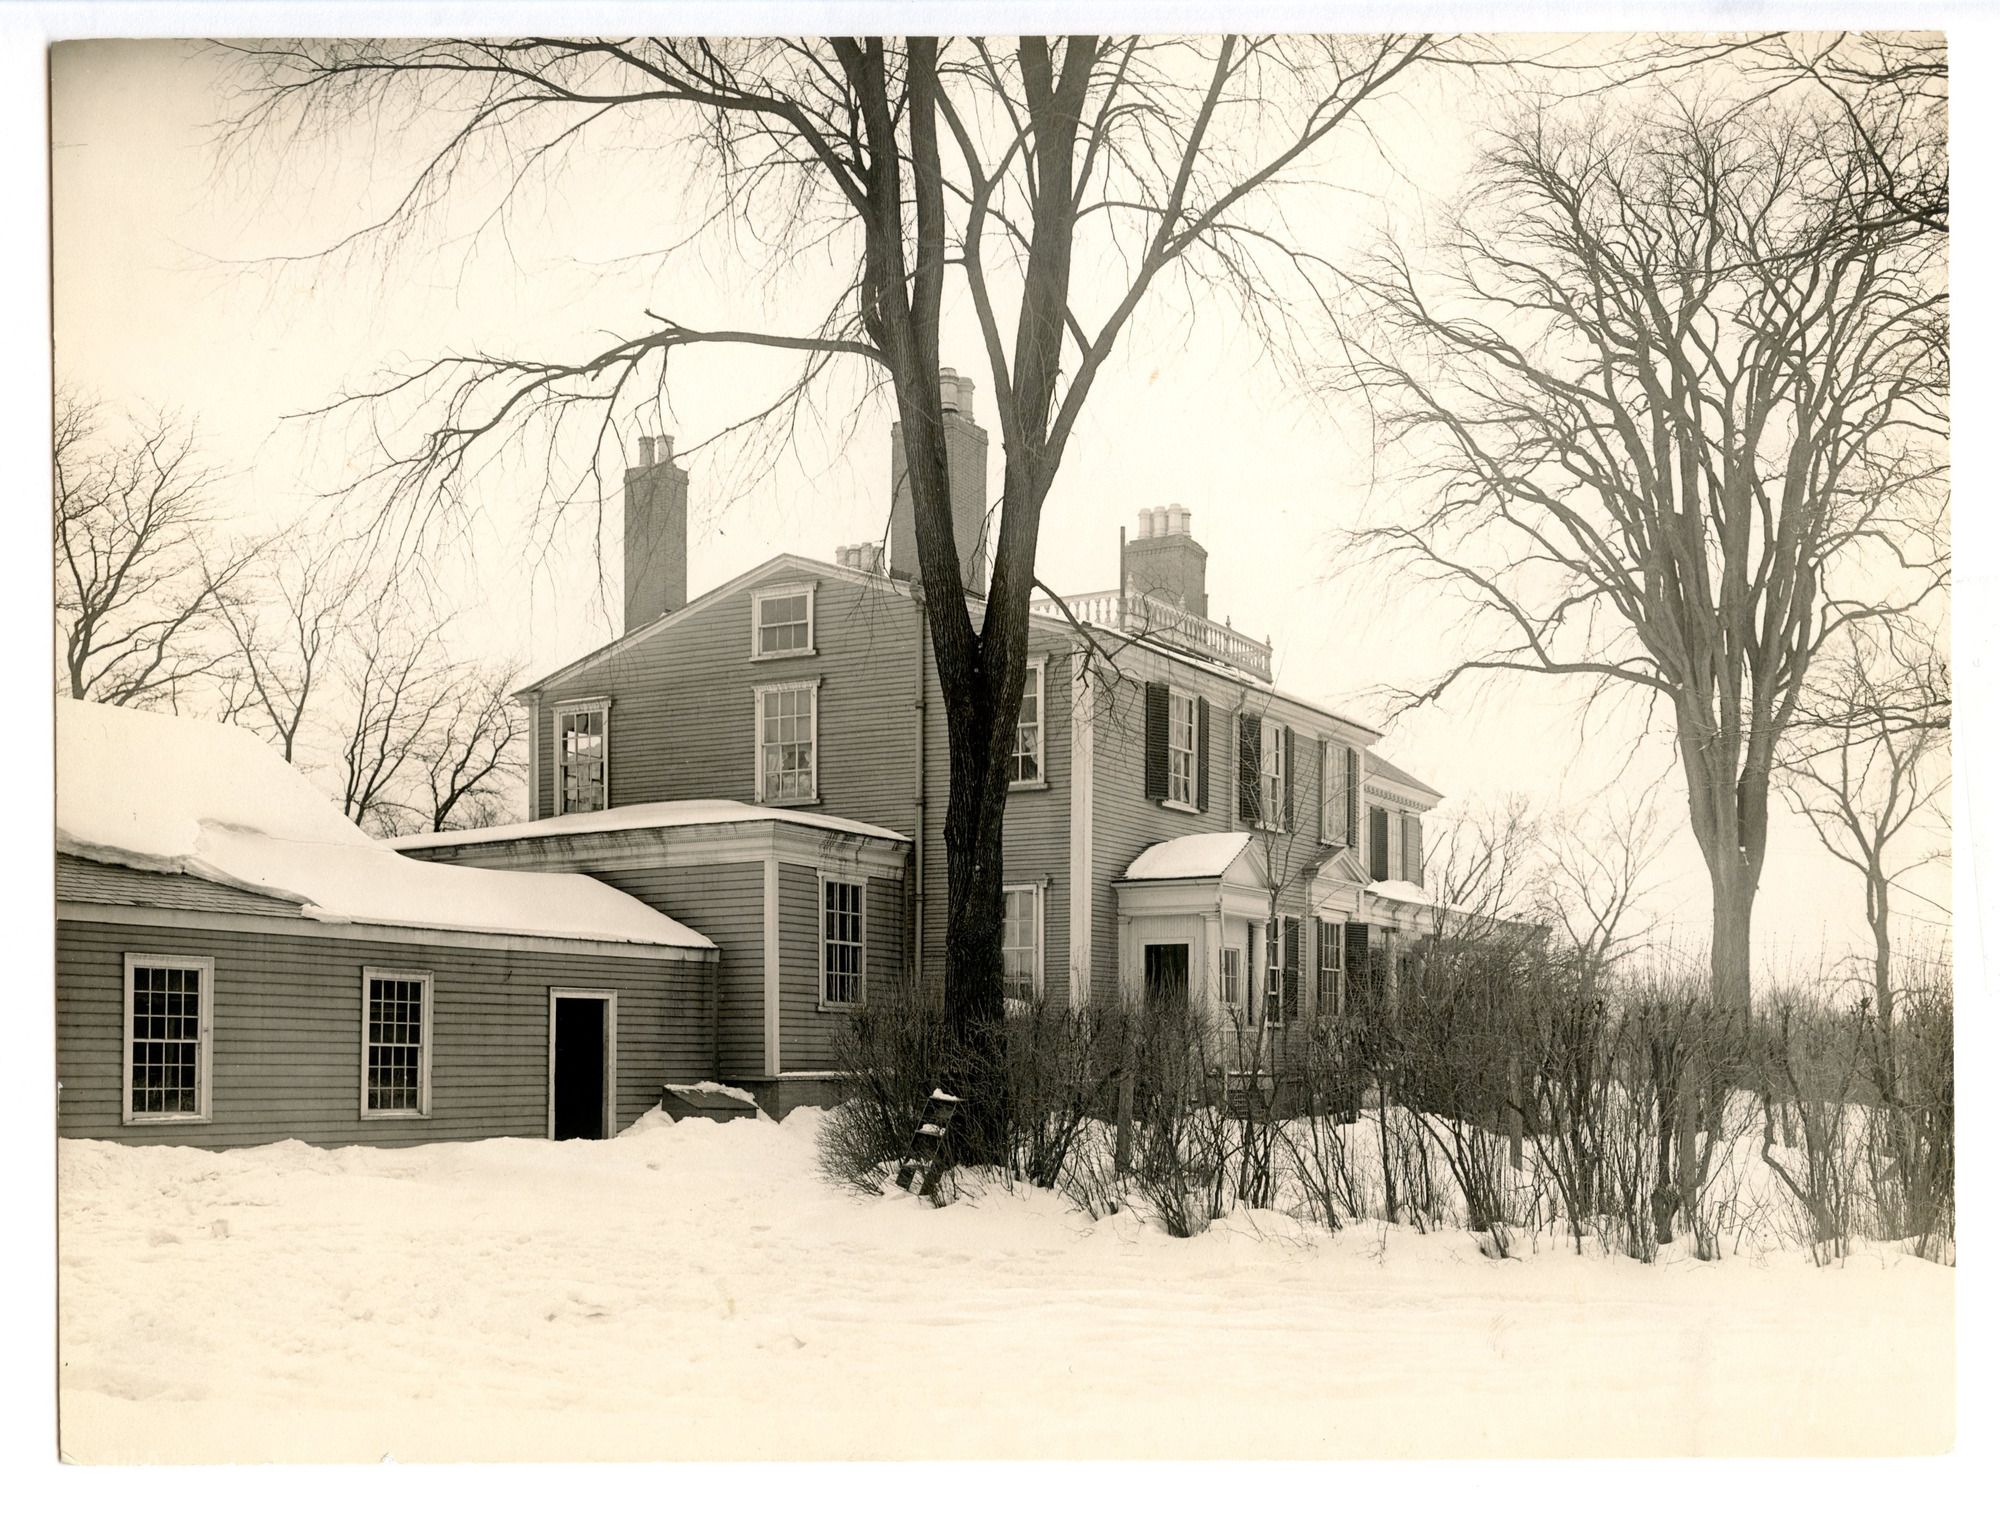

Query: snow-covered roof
385;798;908;852
1122;832;1254;882
56;700;713;952
1365;878;1435;907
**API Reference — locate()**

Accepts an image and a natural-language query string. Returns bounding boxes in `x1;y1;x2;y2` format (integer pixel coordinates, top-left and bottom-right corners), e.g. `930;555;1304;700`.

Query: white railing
1030;588;1273;681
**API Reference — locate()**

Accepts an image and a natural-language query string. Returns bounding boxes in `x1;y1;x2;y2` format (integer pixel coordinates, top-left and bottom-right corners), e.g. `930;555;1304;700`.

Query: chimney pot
637;436;656;469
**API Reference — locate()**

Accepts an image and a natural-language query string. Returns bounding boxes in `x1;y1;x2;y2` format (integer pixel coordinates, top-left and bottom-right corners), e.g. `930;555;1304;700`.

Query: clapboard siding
778;863;824;1069
548;860;766;1081
536;568;922;834
1088;654;1337;1009
57;919;713;1149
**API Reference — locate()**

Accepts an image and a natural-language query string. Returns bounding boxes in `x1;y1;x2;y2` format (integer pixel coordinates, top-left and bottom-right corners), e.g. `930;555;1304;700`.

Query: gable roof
521;548;1387;748
56;700;713;952
515;552;910;698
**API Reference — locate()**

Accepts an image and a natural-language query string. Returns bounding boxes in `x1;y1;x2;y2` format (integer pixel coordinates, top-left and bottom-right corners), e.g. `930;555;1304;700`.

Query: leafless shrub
1757;997;1868;1265
1003;998;1127;1190
815;985;956;1197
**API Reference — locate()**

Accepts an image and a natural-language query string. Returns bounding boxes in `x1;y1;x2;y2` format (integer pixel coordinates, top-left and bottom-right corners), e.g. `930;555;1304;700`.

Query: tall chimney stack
889;366;990;593
625;434;688;633
1122;503;1208;617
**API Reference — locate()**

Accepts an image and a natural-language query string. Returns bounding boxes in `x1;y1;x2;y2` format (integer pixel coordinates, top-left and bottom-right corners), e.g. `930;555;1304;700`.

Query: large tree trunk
1679;710;1767;1015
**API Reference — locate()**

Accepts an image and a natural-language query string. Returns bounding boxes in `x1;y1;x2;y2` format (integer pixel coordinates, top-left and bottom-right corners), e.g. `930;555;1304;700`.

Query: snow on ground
58;1111;1953;1463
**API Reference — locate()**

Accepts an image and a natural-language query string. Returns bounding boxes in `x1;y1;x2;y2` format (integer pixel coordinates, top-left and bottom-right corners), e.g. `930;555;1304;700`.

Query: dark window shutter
1369;806;1389;881
1238;714;1260;823
1346;747;1360;847
1196;697;1211;812
1282;916;1300;1020
1284;727;1296;832
1143;683;1169;800
1343;922;1370;990
1317;739;1330;840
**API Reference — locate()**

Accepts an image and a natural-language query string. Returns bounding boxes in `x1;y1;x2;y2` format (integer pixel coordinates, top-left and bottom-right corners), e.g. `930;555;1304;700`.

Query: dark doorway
1143;943;1190;1011
552;996;608;1140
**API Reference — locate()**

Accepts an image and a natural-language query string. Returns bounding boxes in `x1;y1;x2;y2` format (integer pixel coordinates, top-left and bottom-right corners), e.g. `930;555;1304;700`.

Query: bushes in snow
813;949;1954;1266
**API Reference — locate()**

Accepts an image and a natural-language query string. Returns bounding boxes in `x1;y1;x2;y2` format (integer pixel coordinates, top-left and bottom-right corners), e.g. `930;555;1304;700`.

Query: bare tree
409;658;528;834
1777;626;1948;1098
223;34;1446;1150
333;596;445;834
1339;86;1946;1009
1532;784;1672;996
54;394;250;707
213;529;364;762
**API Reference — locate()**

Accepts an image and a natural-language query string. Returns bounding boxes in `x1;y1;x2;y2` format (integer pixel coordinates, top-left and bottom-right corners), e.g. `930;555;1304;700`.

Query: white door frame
547;987;618;1139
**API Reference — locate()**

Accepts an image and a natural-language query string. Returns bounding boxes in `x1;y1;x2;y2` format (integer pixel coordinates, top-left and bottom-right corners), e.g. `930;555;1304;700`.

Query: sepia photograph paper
26;0;1972;1484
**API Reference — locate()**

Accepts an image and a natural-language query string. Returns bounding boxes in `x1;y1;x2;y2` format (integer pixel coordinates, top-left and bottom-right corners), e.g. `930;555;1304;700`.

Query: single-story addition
55;700;719;1148
388;800;911;1116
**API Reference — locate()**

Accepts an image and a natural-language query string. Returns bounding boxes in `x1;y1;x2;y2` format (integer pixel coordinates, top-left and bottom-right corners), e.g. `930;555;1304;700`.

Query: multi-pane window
1318;921;1342;1016
1002;885;1040;1003
1263;919;1283;1020
364;973;430;1116
1011;661;1044;785
1219;946;1243;1009
1167;690;1197;805
1260;722;1287;829
126;958;209;1120
823;881;864;1004
557;705;608;814
758;684;818;802
754;589;814;657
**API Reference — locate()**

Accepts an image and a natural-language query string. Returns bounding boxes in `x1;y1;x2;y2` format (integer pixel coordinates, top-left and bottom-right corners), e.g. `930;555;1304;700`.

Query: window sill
1010;779;1050;793
122;1112;212;1126
758;794;822;809
360;1109;432;1122
1158;797;1198;814
750;648;818;663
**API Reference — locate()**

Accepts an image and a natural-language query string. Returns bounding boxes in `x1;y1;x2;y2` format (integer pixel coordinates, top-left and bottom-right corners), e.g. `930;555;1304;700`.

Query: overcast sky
47;23;1954;984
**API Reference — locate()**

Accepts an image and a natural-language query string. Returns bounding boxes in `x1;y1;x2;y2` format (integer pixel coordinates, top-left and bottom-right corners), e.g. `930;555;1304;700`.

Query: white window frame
360;967;434;1121
1009;656;1048;788
750;582;817;661
1317;917;1344;1015
754;679;821;804
1001;882;1044;1006
1219;944;1244;1011
1259;721;1288;832
122;953;214;1125
1388;809;1404;879
819;875;867;1008
553;698;611;816
545;987;618;1141
1166;687;1198;809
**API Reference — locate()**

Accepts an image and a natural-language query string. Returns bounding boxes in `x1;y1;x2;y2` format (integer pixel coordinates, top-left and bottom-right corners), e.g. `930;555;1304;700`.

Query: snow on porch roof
56;700;713;952
1122;832;1254;882
384;798;909;851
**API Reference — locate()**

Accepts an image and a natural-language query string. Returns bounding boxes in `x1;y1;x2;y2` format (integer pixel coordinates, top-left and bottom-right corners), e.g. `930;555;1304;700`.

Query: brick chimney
1123;503;1207;617
888;367;990;593
625;434;688;633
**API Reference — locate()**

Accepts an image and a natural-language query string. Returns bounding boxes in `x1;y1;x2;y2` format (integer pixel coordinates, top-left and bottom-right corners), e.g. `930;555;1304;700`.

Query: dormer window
752;584;816;660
